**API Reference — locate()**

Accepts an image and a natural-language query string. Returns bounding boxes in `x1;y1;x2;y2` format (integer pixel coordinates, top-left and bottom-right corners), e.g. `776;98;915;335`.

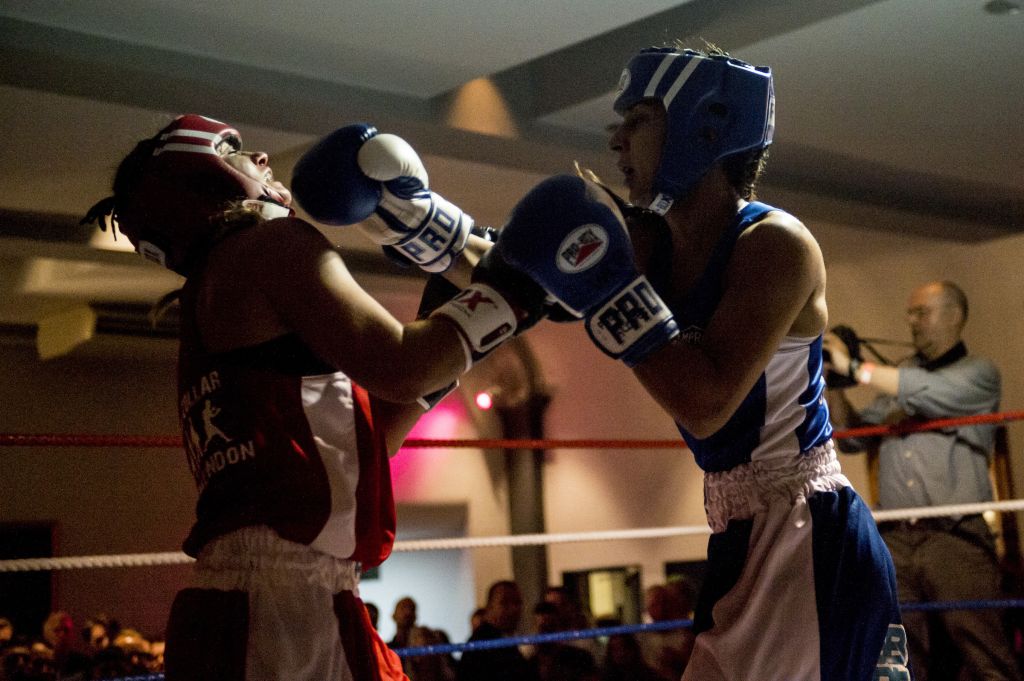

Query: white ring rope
4;498;1024;573
395;524;713;552
0;552;193;572
871;498;1024;522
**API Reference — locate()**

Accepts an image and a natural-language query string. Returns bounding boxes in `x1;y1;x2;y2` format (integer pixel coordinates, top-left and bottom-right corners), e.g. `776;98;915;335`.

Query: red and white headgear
112;114;292;275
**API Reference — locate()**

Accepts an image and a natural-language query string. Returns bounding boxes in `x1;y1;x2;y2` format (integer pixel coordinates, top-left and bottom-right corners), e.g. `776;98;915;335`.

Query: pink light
391;399;468;499
475;391;493;410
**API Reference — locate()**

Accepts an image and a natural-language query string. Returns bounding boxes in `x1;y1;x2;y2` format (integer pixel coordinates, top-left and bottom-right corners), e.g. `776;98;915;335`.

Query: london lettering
202;440;257;480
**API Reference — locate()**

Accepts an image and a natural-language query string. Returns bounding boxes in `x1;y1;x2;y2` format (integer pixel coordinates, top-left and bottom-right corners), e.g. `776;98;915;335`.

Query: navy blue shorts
685;486;910;680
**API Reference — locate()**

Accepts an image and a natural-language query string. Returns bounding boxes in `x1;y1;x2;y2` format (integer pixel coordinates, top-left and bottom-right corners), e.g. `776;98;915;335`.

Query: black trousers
880;515;1021;681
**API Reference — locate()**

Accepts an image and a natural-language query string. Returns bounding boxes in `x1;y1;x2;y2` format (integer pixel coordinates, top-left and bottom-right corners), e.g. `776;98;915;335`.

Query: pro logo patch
556;224;608;273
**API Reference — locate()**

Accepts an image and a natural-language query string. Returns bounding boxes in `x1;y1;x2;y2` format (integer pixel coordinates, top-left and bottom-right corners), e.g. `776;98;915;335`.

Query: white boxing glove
357;134;473;273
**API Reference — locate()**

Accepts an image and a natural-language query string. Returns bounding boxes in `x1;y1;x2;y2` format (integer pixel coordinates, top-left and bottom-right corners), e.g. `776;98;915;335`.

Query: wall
946;233;1024;498
2;167;1022;644
0;336;192;639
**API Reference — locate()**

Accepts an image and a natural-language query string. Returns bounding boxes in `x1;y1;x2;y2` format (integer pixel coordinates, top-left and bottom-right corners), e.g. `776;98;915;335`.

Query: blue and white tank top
673;201;832;472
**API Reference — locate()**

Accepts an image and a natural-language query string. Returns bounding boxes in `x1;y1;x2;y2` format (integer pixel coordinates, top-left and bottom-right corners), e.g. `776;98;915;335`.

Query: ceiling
0;0;1022;347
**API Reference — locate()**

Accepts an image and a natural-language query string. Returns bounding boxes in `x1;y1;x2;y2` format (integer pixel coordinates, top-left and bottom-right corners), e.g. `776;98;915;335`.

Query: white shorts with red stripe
165;526;407;681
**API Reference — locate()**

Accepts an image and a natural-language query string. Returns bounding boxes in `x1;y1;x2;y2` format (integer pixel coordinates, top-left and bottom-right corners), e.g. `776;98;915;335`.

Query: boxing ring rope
84;601;1024;681
4;408;1024;450
6;411;1024;680
82;601;1024;681
4;497;1024;573
4;408;1024;574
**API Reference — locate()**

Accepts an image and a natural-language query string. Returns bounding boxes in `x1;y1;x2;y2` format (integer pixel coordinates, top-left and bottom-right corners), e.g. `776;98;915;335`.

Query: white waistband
191;526;359;592
703;441;850;533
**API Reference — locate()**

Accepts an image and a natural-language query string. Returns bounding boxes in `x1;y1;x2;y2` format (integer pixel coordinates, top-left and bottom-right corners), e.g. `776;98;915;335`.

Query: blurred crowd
0;612;162;681
367;578;696;681
0;578;693;681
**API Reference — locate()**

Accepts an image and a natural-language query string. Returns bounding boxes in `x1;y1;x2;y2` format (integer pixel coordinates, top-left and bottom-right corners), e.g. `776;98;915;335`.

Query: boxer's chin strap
586;181;675;302
627;208;674;302
242;198;293;220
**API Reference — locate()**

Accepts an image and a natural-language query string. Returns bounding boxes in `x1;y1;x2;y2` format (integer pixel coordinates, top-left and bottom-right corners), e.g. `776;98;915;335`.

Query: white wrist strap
432;283;517;370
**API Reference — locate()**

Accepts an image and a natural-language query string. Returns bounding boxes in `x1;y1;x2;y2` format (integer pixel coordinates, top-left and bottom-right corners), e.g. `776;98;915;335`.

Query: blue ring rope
394;618;692;657
99;598;1024;680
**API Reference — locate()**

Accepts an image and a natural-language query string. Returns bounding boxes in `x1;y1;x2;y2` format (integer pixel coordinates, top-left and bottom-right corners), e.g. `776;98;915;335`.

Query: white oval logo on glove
556;224;608;273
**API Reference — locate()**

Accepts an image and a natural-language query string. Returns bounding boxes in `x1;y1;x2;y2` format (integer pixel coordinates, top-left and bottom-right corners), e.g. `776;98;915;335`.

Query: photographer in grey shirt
825;280;1018;681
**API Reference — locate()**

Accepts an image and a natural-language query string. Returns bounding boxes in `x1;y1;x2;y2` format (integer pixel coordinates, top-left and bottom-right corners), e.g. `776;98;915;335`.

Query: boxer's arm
254;218;469;403
440;231;492;289
368;239;533;455
634;213;826;438
369;397;429;456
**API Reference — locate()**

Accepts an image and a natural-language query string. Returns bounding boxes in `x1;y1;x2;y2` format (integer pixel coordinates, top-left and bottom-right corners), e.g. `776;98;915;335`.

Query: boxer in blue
490;46;911;680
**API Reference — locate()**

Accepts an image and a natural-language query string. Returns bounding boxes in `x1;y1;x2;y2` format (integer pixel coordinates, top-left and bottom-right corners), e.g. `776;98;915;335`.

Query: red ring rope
2;410;1023;450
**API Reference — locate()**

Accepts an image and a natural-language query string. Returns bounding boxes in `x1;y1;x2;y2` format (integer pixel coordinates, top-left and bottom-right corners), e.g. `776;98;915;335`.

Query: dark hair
486;580;519;605
81;134;164;239
113;137;160;207
722;146;770;200
606;632;644;657
81;614;120;641
80;134;158;239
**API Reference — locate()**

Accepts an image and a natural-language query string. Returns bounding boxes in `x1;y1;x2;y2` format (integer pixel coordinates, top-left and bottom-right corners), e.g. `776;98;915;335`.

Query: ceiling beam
766;143;1022;235
453;0;893;120
0;209;420;277
1;14;1018;239
0;16;425;135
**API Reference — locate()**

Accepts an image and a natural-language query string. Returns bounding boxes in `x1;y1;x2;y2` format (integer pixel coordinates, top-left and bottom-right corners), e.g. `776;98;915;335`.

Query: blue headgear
613;47;775;214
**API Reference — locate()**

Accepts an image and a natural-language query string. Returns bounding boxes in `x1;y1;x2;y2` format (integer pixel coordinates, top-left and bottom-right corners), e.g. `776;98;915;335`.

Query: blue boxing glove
494;175;679;367
292;123;472;272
